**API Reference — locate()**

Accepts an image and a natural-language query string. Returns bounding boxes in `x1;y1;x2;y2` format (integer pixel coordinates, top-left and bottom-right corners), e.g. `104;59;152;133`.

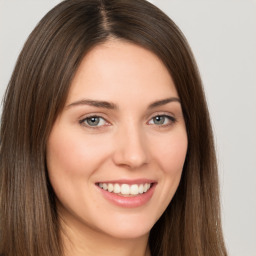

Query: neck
60;216;151;256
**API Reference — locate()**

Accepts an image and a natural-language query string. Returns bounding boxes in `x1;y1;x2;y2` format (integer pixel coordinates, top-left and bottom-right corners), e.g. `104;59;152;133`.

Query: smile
96;179;156;208
97;183;152;196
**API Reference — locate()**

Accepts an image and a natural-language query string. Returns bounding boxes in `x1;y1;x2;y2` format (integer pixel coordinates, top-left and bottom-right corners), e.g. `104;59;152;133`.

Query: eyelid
147;113;177;126
147;111;176;120
79;114;111;129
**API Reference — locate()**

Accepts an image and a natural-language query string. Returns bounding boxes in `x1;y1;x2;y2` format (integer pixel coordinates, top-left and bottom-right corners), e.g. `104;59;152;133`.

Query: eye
80;116;108;127
148;115;176;126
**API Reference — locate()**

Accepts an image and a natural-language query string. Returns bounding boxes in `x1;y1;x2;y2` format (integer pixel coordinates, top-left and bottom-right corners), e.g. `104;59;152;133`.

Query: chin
95;214;156;240
105;226;151;240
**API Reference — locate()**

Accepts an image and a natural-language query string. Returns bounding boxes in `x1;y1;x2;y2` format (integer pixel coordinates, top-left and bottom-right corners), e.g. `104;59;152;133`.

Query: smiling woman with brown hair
0;0;227;255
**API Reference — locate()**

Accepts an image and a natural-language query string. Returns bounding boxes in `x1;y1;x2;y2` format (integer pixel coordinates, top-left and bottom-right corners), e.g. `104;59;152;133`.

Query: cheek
148;129;187;218
46;126;110;210
46;127;107;178
47;134;84;177
151;130;188;175
46;131;93;207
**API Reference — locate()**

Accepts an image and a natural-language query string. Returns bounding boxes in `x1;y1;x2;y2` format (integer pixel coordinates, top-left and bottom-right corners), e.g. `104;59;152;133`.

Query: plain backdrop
0;0;255;255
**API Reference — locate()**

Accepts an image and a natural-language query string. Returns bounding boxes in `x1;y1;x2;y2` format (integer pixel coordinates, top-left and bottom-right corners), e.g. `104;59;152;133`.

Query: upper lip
96;179;156;185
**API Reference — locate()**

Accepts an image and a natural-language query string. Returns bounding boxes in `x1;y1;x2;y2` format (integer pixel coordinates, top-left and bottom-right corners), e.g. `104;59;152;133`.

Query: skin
46;39;188;256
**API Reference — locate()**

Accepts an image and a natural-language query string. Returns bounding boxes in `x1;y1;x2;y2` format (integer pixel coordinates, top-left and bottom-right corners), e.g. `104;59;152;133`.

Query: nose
112;123;149;169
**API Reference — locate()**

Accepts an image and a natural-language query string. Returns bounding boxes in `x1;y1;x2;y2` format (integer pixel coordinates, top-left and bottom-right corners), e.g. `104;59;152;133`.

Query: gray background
0;0;255;255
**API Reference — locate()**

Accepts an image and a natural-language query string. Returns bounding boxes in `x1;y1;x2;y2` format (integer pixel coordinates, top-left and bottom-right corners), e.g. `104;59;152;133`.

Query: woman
0;0;227;255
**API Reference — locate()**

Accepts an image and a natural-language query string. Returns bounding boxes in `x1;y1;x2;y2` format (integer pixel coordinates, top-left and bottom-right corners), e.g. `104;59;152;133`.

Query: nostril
112;145;148;168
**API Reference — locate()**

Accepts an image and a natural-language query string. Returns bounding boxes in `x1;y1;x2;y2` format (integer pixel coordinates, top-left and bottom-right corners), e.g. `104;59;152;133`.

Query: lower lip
97;184;156;208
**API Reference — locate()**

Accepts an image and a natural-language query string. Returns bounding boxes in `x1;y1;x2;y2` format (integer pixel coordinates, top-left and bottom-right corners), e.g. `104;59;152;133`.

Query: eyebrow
148;97;181;108
66;97;180;110
66;99;117;109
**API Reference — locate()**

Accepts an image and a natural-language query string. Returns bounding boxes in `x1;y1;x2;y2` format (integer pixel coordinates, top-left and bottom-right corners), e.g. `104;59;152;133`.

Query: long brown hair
0;0;227;255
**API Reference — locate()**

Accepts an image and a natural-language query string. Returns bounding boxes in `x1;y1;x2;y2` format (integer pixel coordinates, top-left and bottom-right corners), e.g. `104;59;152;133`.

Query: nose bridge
113;120;148;168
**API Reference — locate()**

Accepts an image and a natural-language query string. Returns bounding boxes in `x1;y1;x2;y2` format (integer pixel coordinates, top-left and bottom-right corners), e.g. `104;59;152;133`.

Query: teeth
138;184;144;194
114;183;121;193
98;183;152;195
108;183;114;192
130;184;139;195
144;183;150;192
121;184;130;195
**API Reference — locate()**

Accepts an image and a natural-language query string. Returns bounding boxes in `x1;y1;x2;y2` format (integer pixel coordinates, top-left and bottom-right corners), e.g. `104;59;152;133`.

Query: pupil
154;116;164;124
88;117;99;126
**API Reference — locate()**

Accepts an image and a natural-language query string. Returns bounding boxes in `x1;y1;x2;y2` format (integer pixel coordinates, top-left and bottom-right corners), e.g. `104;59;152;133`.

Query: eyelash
79;114;176;129
79;115;109;129
148;115;177;127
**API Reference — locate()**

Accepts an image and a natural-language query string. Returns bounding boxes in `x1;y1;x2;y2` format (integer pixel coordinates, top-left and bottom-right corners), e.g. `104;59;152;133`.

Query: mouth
96;182;152;197
95;180;156;208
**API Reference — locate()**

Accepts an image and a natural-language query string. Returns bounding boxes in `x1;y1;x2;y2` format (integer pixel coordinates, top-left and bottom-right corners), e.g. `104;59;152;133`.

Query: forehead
66;39;178;105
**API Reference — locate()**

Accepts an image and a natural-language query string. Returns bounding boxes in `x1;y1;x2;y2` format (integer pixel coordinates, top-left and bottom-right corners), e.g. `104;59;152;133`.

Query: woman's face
47;40;187;240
